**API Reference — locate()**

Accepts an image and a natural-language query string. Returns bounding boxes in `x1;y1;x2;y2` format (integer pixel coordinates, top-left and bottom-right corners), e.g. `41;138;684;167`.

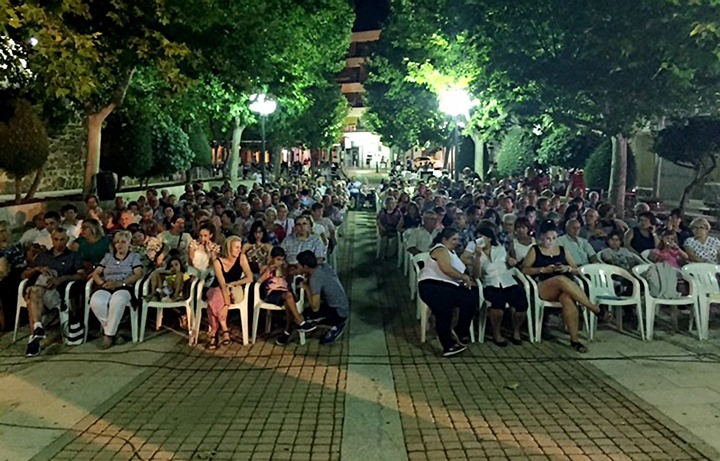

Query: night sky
354;0;390;31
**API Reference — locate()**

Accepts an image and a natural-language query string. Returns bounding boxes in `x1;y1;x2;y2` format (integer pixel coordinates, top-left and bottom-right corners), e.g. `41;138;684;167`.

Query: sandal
221;330;232;346
570;340;588;353
206;335;218;350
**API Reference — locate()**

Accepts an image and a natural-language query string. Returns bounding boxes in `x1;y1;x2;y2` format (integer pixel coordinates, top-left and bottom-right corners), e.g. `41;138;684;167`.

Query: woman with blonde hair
71;218;111;267
206;235;253;349
685;217;720;263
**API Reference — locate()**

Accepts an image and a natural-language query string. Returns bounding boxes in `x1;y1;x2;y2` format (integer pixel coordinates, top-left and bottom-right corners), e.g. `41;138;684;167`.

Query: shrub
148;114;194;178
495;126;536;177
537;125;602;169
0;99;49;202
101;108;153;183
584;139;636;191
188;123;213;167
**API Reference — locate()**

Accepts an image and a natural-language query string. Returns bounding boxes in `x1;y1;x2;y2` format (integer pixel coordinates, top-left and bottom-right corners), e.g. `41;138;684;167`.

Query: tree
4;0;191;195
148;114;194;179
656;118;720;211
406;0;720;215
100;108;153;187
584;139;637;193
188;123;213;168
537;126;602;169
294;81;349;167
0;99;48;202
495;126;537;177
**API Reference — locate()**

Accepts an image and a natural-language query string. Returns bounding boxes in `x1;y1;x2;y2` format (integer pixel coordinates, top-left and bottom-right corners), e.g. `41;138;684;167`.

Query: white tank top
418;244;467;286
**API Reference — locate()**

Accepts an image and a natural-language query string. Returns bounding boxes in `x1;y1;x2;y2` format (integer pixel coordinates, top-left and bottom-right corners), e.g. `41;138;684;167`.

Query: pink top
266;267;289;293
652;248;683;269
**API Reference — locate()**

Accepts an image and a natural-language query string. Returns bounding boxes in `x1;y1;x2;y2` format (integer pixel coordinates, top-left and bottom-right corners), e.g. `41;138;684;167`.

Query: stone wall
0;119;86;196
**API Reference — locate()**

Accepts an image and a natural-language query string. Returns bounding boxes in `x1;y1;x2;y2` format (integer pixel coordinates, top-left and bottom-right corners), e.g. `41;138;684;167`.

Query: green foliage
0;99;49;178
187;123;213;167
495;127;537;177
149;114;194;178
656;118;720;169
584;140;636;191
100;108;153;179
537;126;602;169
294;81;349;150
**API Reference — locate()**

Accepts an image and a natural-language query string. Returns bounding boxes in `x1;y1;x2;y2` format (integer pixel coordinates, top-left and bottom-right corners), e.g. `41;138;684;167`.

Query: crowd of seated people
380;165;718;355
2;174;351;357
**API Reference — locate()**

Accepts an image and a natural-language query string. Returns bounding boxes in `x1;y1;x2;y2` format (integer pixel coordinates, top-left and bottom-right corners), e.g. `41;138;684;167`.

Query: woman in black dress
522;221;603;353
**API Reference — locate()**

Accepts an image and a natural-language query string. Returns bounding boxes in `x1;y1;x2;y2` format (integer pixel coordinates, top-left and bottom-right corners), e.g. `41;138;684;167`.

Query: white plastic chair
501;268;536;343
681;263;720;340
83;278;141;343
522;273;592;343
13;279;75;343
251;284;307;345
139;276;203;342
580;264;644;340
633;263;698;340
413;255;477;344
409;252;428;305
640;249;654;263
192;282;254;346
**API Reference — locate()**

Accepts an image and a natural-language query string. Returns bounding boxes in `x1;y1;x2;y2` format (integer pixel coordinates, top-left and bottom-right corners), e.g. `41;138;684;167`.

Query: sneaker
26;336;41;357
275;331;291;346
452;330;471;346
320;321;346;345
297;321;317;333
442;344;467;357
33;325;46;339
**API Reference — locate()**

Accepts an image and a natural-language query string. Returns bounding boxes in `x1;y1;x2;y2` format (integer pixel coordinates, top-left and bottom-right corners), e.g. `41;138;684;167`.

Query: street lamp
439;89;473;180
249;93;277;185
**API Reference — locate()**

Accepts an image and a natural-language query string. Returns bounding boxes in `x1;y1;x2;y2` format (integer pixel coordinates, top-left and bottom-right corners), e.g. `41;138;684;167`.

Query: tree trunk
609;133;628;218
271;146;282;176
24;169;43;202
14;178;21;204
679;156;717;212
470;130;485;180
82;68;136;196
229;117;245;185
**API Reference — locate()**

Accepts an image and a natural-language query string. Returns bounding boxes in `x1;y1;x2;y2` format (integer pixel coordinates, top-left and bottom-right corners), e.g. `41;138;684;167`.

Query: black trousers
419;280;479;350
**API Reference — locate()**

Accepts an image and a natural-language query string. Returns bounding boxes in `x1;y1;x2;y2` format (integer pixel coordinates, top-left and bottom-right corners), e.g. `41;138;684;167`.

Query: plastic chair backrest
412;252;429;274
682;263;720;294
580;263;628;297
641;249;653;262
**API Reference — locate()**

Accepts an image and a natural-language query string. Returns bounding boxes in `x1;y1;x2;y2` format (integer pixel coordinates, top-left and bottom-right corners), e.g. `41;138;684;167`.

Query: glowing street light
249;93;277;185
438;89;474;180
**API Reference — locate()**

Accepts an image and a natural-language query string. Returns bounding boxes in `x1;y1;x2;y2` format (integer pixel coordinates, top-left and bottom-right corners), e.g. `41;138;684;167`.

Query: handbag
229;285;245;304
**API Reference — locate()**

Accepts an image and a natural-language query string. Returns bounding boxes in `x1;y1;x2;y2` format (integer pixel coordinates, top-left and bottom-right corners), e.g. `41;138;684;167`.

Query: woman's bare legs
488;309;505;342
558;293;580;342
512;312;527;340
539;276;599;313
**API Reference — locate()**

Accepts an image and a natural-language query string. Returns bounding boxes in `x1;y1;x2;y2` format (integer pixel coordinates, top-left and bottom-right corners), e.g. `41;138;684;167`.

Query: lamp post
439;89;473;181
249;93;277;185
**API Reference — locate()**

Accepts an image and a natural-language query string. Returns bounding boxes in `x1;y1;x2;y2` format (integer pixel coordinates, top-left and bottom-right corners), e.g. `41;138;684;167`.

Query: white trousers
90;289;132;336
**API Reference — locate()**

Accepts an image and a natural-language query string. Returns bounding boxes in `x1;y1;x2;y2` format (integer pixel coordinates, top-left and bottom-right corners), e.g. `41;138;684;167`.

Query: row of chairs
13;275;309;347
392;230;720;342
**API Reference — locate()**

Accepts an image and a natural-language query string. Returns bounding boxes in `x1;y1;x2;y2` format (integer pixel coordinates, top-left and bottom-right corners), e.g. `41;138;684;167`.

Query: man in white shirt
61;204;82;240
20;213;45;246
35;211;64;249
406;211;440;256
558;219;597;266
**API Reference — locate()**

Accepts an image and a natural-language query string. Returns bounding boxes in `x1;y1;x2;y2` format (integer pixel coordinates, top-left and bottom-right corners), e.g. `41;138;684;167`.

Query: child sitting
146;256;189;302
257;246;316;345
650;230;688;269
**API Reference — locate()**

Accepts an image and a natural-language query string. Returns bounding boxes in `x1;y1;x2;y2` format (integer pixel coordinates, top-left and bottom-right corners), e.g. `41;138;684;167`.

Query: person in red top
567;169;587;197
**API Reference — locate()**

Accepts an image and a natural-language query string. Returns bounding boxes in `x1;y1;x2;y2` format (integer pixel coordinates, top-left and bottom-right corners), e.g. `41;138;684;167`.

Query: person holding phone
522;221;605;353
624;211;659;256
470;227;528;347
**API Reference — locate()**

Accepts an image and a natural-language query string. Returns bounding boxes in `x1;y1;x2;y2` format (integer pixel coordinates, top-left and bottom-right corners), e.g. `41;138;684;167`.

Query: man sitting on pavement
22;227;86;357
296;250;348;345
558;218;598;266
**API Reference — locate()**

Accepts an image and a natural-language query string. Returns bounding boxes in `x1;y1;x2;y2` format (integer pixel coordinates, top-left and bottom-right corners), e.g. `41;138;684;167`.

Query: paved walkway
1;210;719;460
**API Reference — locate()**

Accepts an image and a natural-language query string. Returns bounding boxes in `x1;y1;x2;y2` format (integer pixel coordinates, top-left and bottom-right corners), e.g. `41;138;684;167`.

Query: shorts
264;290;287;307
483;284;528;312
43;288;62;309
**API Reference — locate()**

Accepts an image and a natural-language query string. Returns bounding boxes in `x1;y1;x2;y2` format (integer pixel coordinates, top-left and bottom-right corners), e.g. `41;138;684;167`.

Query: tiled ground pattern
37;211;712;461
